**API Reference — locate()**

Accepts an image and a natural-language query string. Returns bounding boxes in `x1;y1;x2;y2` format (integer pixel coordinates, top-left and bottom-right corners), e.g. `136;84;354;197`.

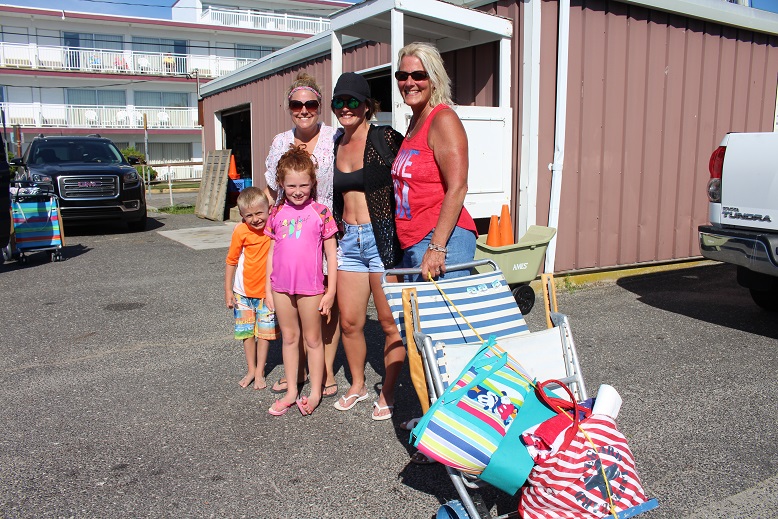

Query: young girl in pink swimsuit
265;146;338;417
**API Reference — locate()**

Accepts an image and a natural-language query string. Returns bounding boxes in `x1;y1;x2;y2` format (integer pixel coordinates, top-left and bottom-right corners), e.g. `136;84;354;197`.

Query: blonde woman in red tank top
391;42;477;284
391;42;478;464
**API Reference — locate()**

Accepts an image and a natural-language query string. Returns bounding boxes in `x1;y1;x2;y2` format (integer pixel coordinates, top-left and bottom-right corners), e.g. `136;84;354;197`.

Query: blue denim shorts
337;222;385;273
400;226;477;282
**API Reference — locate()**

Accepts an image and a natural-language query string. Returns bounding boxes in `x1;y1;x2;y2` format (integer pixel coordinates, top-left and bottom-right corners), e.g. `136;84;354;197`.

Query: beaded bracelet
428;242;448;253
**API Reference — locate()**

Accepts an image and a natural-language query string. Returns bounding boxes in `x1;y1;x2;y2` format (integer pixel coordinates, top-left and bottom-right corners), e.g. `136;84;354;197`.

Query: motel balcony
200;8;330;34
0;102;200;130
0;42;256;79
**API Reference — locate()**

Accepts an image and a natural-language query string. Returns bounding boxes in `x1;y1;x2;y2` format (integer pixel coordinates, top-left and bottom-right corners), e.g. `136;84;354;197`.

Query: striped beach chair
7;183;64;263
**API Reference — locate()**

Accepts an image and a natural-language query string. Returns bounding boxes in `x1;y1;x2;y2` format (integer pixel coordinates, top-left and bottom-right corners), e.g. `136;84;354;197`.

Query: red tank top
391;104;477;249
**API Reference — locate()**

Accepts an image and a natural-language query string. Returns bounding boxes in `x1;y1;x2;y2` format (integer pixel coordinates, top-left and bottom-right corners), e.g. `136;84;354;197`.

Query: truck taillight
707;145;725;203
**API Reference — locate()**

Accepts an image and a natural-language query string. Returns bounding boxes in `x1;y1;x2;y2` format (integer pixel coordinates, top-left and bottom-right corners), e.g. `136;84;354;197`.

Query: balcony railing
0;42;255;78
0;102;200;129
200;8;329;34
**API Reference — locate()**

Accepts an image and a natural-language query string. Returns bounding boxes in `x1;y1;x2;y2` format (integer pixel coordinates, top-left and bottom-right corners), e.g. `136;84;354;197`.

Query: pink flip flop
268;400;293;416
296;397;310;416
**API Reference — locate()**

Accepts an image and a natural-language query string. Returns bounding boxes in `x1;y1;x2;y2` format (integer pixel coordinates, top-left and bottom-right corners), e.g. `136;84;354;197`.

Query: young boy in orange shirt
225;187;279;390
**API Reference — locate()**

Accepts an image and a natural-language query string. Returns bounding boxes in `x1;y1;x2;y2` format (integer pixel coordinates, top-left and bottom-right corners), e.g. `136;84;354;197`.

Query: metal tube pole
143;113;150;196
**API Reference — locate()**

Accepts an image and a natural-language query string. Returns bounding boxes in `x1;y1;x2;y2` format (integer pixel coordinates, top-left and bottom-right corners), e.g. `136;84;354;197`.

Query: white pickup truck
698;132;778;311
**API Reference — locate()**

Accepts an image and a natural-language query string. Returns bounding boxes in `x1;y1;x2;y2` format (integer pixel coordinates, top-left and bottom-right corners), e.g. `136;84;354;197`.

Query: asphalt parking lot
1;209;776;518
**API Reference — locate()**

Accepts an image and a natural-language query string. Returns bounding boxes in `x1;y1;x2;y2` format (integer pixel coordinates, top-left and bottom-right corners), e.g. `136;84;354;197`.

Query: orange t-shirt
226;223;271;298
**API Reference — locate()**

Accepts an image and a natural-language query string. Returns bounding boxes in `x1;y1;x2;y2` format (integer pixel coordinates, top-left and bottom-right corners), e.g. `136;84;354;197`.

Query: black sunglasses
288;99;320;111
394;70;429;81
331;97;362;110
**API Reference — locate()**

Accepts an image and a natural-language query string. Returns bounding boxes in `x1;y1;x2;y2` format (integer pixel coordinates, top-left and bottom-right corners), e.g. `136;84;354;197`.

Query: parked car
10;135;147;232
698;132;778;311
0;133;10;254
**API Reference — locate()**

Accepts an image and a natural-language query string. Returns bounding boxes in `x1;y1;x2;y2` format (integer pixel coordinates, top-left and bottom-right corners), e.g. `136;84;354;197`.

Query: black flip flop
269;377;308;394
321;383;339;399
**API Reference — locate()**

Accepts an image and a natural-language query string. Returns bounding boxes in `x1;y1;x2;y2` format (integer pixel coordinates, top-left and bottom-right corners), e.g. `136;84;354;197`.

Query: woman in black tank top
330;73;405;421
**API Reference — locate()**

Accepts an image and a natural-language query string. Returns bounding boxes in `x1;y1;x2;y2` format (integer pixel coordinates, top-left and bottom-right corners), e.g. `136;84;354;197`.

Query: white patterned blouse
264;123;339;211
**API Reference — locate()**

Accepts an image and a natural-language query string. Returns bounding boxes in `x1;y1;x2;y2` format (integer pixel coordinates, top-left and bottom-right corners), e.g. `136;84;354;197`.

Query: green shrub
7;150;18;176
121;146;157;182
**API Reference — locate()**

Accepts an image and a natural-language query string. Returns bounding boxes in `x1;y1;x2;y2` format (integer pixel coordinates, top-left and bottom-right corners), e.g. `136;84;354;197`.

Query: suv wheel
127;210;147;232
750;288;778;312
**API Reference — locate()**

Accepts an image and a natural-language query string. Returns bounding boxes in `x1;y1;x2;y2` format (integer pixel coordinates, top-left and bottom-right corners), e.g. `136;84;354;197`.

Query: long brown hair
276;144;318;202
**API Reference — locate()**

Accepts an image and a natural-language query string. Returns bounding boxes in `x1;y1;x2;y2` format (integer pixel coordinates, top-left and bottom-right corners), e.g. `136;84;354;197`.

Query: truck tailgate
720;132;778;231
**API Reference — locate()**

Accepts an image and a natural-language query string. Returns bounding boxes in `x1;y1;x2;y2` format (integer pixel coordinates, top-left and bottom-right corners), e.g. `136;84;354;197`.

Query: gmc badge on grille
78;181;100;187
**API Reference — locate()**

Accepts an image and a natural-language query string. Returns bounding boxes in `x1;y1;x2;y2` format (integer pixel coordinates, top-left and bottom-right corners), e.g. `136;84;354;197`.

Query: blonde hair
286;71;322;100
397;42;452;107
276;145;317;201
237;186;268;211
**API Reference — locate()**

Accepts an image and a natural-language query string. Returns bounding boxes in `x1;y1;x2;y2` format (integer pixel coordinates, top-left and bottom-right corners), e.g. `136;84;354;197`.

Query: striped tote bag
519;381;651;518
409;337;546;476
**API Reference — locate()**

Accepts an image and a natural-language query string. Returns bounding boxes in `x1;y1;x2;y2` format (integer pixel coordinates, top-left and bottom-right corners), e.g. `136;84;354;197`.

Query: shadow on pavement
616;262;777;339
63;216;165;236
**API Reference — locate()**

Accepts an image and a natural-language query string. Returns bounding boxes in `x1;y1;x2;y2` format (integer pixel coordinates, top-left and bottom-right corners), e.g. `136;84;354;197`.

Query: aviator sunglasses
394;70;429;81
331;97;362;110
288;99;320;111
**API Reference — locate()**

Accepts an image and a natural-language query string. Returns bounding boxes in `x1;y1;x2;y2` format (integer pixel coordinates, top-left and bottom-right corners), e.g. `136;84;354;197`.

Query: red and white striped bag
519;381;649;519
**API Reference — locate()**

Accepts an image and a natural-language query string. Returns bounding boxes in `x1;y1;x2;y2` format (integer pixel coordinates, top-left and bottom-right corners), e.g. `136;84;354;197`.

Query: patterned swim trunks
233;293;279;341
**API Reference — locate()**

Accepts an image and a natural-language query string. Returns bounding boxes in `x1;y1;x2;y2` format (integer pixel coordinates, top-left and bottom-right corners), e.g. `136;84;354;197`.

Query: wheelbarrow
473;225;556;315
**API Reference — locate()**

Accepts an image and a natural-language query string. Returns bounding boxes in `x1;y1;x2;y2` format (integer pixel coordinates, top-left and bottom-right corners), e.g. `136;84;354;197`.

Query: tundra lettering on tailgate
722;206;772;223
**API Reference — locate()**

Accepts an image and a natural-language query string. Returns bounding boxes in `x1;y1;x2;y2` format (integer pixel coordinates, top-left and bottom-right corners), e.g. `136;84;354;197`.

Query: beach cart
473;225;556;315
3;181;64;263
381;261;658;519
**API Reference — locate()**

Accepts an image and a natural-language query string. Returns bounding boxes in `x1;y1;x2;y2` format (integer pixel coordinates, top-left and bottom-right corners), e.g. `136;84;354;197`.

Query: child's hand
318;293;335;318
265;292;274;312
225;293;235;309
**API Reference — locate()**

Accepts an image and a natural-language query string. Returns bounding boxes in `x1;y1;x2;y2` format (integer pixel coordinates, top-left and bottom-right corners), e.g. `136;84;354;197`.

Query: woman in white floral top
263;72;340;399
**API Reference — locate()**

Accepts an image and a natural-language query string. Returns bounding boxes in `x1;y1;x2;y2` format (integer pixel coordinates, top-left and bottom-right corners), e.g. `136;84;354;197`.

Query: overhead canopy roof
200;0;512;97
332;0;512;53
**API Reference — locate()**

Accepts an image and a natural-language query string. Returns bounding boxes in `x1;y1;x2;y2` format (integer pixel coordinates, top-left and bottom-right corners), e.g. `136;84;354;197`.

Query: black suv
0;133;10;252
11;135;147;231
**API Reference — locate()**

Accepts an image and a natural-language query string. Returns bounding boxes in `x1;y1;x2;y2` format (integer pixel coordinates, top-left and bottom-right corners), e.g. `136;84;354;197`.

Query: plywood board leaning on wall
196;149;232;221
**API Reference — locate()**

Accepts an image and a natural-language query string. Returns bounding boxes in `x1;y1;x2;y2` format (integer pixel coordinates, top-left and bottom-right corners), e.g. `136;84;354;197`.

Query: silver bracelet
428;242;447;253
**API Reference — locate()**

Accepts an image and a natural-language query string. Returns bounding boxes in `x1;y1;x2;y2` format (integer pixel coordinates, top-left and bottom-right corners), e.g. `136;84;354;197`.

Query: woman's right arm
264;133;285;205
263;186;277;206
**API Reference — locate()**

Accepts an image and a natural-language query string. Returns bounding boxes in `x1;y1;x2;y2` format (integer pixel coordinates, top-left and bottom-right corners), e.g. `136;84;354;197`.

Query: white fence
0;102;199;129
151;164;203;181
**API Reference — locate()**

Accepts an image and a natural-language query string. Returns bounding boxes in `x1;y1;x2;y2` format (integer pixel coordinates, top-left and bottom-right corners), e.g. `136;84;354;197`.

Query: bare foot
253;376;267;391
278;392;298;408
298;394;321;416
238;373;254;388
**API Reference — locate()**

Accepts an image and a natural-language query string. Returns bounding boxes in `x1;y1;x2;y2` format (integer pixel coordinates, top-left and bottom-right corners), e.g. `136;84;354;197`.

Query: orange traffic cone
486;215;501;246
228;155;240;180
499;204;514;245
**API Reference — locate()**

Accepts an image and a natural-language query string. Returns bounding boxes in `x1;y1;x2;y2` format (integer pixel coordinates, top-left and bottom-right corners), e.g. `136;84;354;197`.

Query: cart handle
381;259;498;284
11;180;55;200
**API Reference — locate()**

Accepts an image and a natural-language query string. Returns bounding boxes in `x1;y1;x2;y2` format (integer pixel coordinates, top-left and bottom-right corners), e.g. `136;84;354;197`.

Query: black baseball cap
333;72;371;102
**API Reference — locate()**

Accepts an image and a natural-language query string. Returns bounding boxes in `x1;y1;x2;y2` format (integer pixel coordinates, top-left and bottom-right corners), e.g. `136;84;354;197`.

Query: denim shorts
400;226;477;282
337;222;385;273
233;293;279;341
